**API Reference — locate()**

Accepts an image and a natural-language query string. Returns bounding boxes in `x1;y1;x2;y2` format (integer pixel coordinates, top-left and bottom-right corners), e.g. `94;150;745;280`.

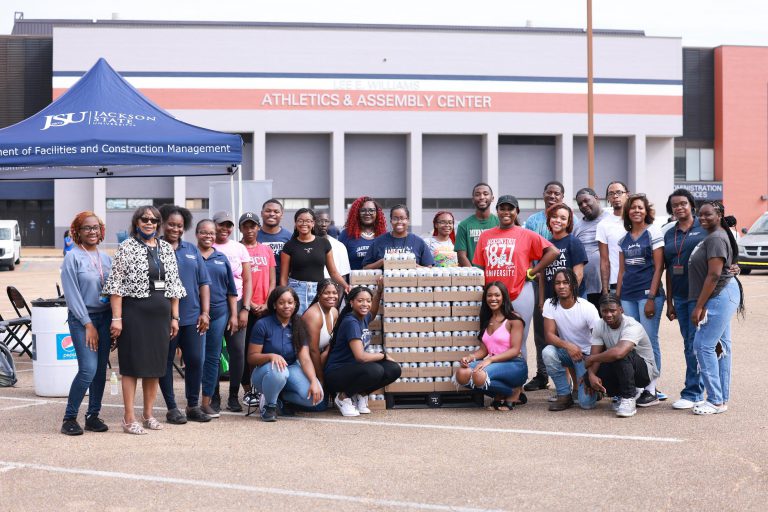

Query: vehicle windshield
0;228;11;240
748;215;768;234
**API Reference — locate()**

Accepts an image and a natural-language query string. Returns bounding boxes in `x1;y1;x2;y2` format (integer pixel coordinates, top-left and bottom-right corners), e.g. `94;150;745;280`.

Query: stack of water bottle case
350;250;484;402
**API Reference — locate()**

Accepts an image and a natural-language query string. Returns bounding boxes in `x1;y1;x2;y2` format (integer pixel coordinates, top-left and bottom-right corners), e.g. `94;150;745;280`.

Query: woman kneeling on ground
452;281;528;410
324;283;400;417
248;286;325;422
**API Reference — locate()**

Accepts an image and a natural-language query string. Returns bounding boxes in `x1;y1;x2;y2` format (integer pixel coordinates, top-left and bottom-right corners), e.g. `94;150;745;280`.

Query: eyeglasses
359;208;377;214
139;216;160;225
197;231;215;237
80;225;100;233
391;217;409;223
436;220;454;226
296;219;314;225
606;190;627;198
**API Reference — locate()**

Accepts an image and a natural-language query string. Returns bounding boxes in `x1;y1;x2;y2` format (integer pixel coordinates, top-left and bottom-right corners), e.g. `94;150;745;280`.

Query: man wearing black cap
473;195;559;354
239;211;276;407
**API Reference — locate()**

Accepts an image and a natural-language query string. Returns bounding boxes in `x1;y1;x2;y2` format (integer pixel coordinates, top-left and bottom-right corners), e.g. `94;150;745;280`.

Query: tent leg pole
230;173;237;240
237;164;243;224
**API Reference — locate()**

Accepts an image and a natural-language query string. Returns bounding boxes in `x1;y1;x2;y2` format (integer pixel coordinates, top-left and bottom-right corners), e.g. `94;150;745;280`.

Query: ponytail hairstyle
327;285;374;352
292;208;317;238
431;210;456;243
699;201;746;318
266;286;309;354
478;281;523;341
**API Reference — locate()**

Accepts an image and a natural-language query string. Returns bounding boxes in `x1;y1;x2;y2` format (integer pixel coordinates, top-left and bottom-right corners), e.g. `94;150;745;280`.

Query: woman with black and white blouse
104;206;186;435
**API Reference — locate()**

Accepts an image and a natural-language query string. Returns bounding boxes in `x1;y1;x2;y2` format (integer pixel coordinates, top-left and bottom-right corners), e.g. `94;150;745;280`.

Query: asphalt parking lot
1;255;767;511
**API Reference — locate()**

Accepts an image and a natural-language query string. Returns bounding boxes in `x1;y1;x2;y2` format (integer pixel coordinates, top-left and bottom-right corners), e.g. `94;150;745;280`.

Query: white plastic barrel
32;298;77;397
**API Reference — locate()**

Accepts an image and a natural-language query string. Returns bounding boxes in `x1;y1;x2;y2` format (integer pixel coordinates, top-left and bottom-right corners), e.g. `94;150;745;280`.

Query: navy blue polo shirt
325;313;372;373
168;240;211;327
202;249;237;317
249;314;307;365
663;218;706;299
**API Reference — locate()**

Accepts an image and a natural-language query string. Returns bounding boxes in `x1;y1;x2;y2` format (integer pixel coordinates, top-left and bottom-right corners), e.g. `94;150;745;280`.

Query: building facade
6;20;686;246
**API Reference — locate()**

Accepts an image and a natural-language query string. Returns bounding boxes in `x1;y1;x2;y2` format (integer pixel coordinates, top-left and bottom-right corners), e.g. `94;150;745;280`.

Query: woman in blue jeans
59;211;112;436
452;281;528;411
248;286;325;422
689;201;745;415
616;193;666;406
196;219;238;418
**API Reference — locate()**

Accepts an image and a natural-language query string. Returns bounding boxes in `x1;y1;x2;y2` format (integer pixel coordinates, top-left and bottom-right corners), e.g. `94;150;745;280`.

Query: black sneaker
227;395;243;413
61;418;83;436
211;391;221;413
185;406;212;423
276;399;295;417
261;404;278;422
523;375;549;391
636;390;660;407
165;408;187;425
84;414;108;432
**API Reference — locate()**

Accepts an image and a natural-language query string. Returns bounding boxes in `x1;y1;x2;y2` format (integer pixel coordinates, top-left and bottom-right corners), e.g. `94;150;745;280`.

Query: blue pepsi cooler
31;298;77;397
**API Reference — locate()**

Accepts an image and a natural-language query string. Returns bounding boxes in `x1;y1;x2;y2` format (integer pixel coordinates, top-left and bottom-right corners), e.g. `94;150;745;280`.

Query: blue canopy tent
0;58;242;180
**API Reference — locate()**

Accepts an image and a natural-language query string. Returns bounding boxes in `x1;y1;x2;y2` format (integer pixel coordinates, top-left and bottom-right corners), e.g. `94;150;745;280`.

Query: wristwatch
171;315;180;321
242;305;252;312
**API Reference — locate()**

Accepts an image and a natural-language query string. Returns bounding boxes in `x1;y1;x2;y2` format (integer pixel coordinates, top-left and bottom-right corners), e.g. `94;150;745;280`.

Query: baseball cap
239;211;261;227
496;195;519;209
212;211;234;225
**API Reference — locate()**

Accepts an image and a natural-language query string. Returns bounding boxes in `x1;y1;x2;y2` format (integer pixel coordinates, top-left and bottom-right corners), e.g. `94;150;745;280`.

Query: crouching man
583;294;660;418
542;269;600;411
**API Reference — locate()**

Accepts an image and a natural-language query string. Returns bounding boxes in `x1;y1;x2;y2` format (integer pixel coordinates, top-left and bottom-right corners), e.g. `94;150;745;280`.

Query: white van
0;220;21;271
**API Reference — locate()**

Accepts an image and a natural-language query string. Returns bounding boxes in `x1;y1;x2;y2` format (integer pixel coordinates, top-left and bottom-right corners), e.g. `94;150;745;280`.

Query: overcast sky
2;0;767;47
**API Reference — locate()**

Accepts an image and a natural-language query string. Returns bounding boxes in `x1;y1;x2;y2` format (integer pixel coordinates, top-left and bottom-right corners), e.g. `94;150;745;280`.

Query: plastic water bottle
110;372;119;395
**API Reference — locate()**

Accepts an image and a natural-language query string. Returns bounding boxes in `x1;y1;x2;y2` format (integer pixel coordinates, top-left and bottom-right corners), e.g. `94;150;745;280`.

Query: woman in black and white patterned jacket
104;206;186;435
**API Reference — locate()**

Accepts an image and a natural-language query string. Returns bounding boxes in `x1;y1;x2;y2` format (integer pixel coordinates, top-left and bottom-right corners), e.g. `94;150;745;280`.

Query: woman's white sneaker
672;398;706;410
692;402;727;415
335;393;360;417
354;394;371;414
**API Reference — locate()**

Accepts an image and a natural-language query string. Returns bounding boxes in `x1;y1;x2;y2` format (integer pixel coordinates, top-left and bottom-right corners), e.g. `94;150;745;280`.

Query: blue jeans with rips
251;360;326;411
621;295;665;372
673;297;705;402
455;358;528;398
694;278;739;405
64;310;112;419
542;345;598;409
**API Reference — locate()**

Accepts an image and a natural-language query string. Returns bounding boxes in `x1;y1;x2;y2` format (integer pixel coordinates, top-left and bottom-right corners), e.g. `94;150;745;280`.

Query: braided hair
327;285;374;353
549;268;580;307
344;196;387;239
699;201;746;317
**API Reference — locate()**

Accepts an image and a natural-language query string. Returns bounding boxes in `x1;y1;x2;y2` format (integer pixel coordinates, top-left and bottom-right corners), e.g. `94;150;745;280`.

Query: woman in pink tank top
452;281;529;411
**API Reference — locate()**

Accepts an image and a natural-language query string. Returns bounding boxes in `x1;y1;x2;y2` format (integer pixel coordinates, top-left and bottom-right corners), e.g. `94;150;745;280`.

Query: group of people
59;181;745;435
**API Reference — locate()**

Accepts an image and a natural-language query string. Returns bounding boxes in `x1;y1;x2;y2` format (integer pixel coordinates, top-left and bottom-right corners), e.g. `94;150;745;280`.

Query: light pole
587;0;595;189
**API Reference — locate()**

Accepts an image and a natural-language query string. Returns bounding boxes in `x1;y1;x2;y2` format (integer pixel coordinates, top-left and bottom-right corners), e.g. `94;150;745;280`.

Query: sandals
692;402;727;415
122;420;147;435
142;416;164;430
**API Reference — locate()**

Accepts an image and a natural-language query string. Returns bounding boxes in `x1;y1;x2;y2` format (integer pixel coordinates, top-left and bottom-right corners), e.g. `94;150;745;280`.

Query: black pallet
385;390;484;409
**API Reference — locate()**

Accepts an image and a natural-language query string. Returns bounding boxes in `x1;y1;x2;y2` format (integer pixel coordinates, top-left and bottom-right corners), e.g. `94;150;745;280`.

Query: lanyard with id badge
81;244;110;304
672;227;690;276
144;243;166;291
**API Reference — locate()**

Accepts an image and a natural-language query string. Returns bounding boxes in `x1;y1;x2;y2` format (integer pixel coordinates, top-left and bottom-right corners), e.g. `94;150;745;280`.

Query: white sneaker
616;397;637;418
354;394;371;414
692;401;727;415
672;398;706;410
334;393;360;417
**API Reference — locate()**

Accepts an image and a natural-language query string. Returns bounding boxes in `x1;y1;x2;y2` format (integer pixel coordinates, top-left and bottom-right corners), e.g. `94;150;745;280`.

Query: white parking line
0;396;684;443
0;460;504;512
0;401;47;411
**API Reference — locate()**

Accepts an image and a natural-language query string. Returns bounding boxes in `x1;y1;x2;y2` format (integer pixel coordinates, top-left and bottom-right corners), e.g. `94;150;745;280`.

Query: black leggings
325;360;401;396
222;301;246;398
596;350;651;399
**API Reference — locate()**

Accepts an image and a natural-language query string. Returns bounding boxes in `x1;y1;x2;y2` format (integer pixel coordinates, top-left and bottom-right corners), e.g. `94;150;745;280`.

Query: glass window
674;147;686;181
685;148;700;181
185;198;209;210
700;149;714;181
127;199;153;209
518;199;536;210
106;198;127;209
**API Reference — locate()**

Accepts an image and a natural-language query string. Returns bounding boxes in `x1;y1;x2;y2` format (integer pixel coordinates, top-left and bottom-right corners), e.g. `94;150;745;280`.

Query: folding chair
5;287;33;357
0;312;32;358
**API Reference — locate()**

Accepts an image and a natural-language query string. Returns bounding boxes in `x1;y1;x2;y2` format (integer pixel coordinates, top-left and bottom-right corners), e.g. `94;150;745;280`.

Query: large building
7;16;746;247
